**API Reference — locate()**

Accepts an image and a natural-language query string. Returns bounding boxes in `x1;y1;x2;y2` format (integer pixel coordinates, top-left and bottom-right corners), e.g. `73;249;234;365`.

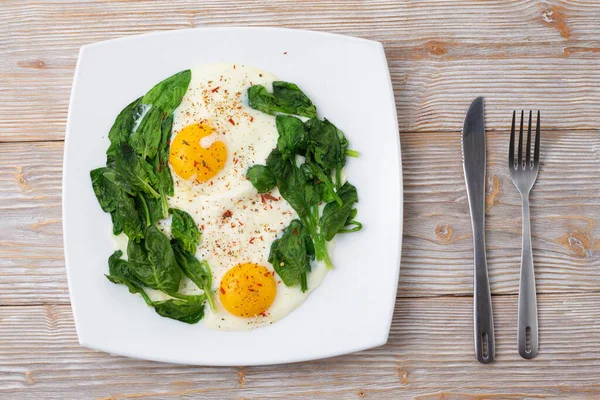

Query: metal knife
462;97;495;364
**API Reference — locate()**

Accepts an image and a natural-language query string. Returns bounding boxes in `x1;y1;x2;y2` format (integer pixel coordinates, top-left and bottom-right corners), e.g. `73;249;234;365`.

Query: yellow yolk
219;263;277;318
169;123;227;182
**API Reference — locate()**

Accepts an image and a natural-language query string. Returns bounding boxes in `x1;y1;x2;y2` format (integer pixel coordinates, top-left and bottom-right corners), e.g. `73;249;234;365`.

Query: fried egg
166;63;328;330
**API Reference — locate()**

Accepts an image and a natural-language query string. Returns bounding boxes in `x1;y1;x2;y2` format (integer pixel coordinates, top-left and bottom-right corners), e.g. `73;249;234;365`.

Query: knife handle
473;226;495;364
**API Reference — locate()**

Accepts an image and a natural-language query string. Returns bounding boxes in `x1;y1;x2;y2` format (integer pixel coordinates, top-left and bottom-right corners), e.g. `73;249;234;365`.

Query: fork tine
518;110;524;169
509;111;516;168
534;110;541;166
526;110;532;168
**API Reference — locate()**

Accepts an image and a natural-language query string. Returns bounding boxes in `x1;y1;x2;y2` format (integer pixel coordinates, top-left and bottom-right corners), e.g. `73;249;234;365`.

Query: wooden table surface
2;1;600;398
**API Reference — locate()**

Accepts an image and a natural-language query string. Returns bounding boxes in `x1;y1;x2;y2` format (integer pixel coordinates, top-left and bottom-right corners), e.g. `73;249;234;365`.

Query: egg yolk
169;123;227;182
219;263;277;318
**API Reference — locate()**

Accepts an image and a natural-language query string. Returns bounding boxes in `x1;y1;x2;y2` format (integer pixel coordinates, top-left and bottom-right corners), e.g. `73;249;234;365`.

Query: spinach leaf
266;148;294;182
127;225;182;294
110;212;123;235
90;167;122;213
278;166;319;219
171;241;216;312
320;182;360;241
152;295;205;324
114;143;160;199
170;208;201;254
248;81;317;118
268;220;314;292
153;114;174;218
114;194;145;242
305;118;346;171
105;250;152;305
142;70;191;116
130;106;163;161
144;195;164;226
90;167;144;241
246;164;276;193
106;97;143;165
276;114;308;159
305;118;352;189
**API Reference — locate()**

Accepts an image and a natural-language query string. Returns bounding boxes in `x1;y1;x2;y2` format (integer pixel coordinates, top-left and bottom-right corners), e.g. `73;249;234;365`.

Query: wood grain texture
1;0;600;141
2;0;600;398
1;129;599;304
1;294;600;399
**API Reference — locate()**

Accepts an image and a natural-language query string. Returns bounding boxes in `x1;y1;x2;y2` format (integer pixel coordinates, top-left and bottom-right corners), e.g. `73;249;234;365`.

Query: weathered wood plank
1;128;598;304
1;294;599;398
1;0;600;141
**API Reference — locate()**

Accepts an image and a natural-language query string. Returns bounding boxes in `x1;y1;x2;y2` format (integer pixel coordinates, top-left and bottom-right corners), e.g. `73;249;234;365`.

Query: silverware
462;97;495;364
509;110;541;359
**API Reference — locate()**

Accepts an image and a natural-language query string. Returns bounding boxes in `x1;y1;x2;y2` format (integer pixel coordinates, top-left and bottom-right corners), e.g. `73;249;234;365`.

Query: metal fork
508;110;541;359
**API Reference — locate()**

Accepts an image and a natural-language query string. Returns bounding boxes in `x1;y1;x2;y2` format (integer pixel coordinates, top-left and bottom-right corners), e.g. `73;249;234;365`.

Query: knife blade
462;97;495;364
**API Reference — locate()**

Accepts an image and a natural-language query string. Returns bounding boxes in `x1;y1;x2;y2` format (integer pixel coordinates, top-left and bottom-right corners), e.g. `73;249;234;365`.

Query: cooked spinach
130;106;163;161
153;114;174;218
266;148;294;181
90;167;144;241
246;164;277;193
248;81;317;118
113;142;160;199
276;115;308;159
268;220;314;292
106;97;143;165
171;241;216;312
320;182;359;241
305;118;347;189
152;295;205;324
170;208;201;254
127;225;182;294
90;167;123;213
245;80;362;286
142;70;191;116
105;250;152;305
143;195;164;226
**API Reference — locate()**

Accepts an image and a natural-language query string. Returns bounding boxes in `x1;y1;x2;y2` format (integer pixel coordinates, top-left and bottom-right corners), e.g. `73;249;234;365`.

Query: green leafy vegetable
305;118;348;189
171;241;216;312
129;106;163;161
153;114;174;218
143;195;164;226
248;81;317;118
266;148;294;182
107;251;207;324
106;97;143;165
268;220;314;292
90;167;144;241
320;182;360;241
276;115;308;159
127;225;182;294
170;209;201;254
142;70;192;116
152;295;205;324
264;149;331;269
105;250;152;305
113;143;160;199
246;164;276;193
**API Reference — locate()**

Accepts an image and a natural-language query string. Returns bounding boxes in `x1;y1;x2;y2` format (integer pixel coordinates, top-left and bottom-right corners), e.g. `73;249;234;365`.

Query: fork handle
518;195;539;359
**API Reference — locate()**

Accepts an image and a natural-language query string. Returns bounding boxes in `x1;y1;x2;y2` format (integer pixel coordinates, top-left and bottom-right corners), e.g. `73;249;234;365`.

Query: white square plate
63;28;402;366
